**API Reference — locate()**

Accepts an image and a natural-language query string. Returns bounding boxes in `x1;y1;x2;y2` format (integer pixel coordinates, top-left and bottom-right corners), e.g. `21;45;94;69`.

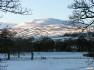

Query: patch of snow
14;18;82;37
0;52;94;70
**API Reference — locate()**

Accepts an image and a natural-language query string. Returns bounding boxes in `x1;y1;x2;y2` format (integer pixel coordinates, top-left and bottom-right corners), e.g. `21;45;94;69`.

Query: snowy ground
0;52;94;70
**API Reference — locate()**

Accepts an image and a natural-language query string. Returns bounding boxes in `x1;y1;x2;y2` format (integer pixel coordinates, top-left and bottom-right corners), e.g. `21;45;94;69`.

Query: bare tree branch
0;0;31;15
69;0;94;30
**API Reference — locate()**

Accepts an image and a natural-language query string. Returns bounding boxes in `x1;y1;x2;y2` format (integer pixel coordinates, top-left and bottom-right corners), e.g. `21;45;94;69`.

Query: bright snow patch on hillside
14;18;82;37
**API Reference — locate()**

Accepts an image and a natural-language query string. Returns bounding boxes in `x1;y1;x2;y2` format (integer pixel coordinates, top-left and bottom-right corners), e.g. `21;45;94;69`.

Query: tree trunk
31;52;34;60
18;52;20;58
7;52;10;60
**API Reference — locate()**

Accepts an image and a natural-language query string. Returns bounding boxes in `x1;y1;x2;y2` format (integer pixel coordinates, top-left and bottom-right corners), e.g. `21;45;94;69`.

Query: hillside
14;18;82;37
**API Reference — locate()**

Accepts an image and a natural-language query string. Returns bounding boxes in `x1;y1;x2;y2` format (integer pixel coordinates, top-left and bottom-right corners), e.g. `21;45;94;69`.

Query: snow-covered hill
0;22;16;29
14;18;82;37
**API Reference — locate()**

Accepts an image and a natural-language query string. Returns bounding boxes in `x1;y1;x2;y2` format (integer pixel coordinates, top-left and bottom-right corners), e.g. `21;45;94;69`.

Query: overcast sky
0;0;73;24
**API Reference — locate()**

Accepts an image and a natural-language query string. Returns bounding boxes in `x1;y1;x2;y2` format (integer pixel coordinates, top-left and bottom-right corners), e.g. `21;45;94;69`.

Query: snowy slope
0;22;16;29
14;18;82;37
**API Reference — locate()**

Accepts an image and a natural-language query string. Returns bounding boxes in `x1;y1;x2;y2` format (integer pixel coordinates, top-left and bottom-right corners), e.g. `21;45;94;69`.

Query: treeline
0;28;94;58
64;32;94;37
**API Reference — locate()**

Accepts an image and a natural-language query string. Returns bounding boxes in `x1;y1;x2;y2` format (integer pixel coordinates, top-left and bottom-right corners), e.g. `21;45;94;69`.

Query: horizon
0;0;73;24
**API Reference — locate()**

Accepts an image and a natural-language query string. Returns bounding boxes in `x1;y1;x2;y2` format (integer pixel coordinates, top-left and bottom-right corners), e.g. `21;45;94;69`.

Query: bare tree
0;0;31;61
69;0;94;57
0;0;31;15
69;0;94;31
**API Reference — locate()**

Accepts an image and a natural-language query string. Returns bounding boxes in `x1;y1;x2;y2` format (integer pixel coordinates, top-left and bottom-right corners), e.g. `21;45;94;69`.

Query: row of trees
0;28;34;60
64;32;94;37
0;29;94;56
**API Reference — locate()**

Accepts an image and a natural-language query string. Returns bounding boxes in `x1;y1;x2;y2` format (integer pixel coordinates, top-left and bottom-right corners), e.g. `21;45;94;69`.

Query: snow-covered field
0;52;94;70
